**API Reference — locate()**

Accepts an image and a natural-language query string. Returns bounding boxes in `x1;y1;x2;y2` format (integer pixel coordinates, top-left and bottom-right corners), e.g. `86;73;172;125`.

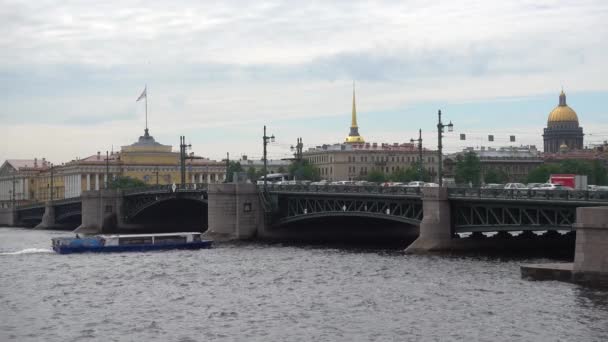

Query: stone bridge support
0;207;16;227
572;206;608;286
34;204;55;229
206;183;264;240
74;189;124;235
405;187;453;253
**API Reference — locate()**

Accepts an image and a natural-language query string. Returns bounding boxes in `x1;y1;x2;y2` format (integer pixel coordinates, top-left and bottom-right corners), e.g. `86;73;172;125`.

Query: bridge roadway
263;184;608;234
3;182;607;237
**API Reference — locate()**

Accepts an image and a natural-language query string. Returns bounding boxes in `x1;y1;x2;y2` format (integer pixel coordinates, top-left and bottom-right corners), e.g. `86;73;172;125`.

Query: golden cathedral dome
547;90;579;124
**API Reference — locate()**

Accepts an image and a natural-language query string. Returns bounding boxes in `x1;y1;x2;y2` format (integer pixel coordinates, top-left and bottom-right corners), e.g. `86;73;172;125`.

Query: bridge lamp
262;126;275;192
410;129;424;181
437;110;454;187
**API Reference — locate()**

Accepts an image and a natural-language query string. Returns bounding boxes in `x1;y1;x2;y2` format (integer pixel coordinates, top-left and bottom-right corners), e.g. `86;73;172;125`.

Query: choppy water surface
1;228;607;341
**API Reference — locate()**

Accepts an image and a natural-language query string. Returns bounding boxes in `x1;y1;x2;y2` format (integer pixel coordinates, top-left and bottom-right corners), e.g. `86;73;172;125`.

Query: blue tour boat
51;232;212;254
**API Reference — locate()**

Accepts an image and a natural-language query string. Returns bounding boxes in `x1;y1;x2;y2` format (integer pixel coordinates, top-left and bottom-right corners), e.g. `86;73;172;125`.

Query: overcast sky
1;0;607;163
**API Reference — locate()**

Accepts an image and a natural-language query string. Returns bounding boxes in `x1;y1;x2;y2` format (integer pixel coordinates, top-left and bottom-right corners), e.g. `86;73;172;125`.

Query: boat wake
0;248;54;256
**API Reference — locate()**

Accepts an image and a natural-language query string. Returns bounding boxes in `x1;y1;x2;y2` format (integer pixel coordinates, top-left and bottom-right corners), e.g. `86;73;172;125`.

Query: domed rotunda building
543;90;584;153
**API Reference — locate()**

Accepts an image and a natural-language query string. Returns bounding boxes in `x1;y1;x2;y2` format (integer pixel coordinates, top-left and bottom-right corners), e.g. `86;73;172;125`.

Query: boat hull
53;240;213;254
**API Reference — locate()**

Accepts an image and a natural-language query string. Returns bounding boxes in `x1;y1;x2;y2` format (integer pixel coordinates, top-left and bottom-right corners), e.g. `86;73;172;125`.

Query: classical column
95;174;100;191
23;177;28;200
104;174;108;189
207;173;211;183
77;174;82;196
86;174;91;191
191;174;195;184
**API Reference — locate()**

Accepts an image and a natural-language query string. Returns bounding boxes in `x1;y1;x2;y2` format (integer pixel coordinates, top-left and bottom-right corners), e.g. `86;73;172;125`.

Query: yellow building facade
0;129;226;206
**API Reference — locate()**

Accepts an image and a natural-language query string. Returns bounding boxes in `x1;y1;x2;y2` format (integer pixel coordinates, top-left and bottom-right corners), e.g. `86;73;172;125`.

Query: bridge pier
206;183;264;240
74;189;123;235
521;206;608;287
405;187;454;253
572;206;608;286
34;203;55;229
0;207;16;227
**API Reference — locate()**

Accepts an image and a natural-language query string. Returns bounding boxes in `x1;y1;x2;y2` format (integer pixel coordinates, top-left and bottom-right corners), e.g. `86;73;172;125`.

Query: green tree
484;168;508;184
526;164;561;183
559;159;593;176
390;165;429;182
389;168;412;183
590;160;608;185
288;160;320;181
108;176;146;189
366;169;387;183
454;152;481;186
226;161;243;182
246;166;259;182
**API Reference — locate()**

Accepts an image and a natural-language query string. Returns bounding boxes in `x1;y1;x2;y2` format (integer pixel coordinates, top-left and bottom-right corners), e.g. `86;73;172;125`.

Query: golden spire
351;81;358;128
345;81;365;144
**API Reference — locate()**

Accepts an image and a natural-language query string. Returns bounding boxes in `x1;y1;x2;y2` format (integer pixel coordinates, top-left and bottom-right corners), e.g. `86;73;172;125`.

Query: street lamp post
410;129;423;181
11;173;16;208
290;137;303;161
179;136;191;186
105;151;110;189
50;163;54;201
436;109;454;187
262;125;275;192
225;152;230;183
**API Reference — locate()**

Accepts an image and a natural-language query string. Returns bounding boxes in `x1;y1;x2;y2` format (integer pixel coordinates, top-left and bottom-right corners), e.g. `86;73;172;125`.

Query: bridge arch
128;197;208;232
274;211;421;227
56;212;82;223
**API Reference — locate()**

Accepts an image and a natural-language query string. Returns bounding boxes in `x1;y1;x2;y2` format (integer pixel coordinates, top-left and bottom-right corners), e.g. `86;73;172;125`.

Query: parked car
533;183;573;191
423;183;439;187
310;180;328;186
482;183;504;189
407;181;426;188
330;180;355;185
504;183;527;190
354;180;371;186
526;183;543;189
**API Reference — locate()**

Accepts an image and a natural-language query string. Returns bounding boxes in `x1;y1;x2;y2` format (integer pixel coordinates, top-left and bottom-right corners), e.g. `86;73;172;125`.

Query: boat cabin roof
97;232;202;239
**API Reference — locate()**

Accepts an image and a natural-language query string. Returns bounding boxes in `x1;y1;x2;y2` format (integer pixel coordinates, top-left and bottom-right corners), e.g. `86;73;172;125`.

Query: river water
1;228;607;341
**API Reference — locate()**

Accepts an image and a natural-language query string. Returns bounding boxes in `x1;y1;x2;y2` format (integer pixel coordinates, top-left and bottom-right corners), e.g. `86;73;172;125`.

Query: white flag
136;87;147;102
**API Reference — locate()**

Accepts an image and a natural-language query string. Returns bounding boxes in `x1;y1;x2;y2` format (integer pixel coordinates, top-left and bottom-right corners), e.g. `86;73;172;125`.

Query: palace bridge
1;183;607;248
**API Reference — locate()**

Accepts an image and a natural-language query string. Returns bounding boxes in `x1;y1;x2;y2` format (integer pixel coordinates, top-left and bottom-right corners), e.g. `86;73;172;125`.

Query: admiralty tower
345;83;365;144
543;90;584;153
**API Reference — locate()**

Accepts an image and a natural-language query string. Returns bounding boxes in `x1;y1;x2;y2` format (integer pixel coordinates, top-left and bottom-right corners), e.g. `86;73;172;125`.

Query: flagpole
145;85;148;131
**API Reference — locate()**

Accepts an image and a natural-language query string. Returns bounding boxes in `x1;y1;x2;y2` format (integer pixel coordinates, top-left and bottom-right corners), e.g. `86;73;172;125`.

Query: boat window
118;237;153;245
193;235;201;242
154;236;187;244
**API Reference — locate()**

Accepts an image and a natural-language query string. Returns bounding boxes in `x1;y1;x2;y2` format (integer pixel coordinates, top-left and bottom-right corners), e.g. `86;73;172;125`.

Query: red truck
549;174;588;190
